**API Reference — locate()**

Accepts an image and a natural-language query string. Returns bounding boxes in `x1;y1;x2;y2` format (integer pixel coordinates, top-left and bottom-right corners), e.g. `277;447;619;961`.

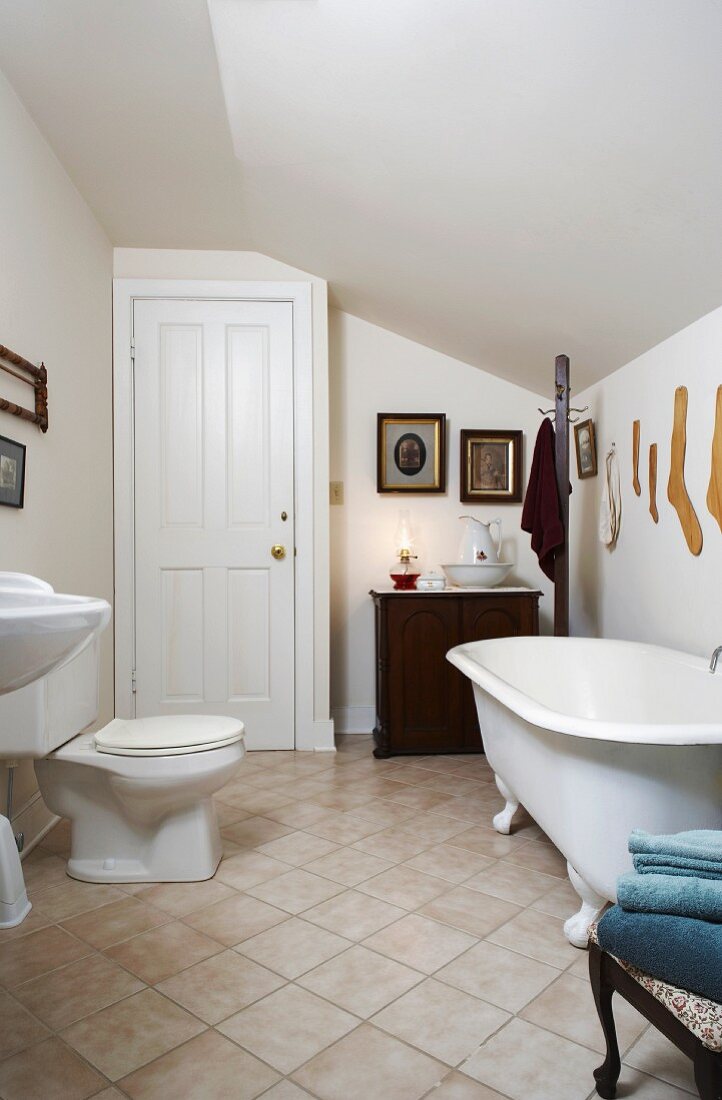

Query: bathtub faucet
710;646;722;673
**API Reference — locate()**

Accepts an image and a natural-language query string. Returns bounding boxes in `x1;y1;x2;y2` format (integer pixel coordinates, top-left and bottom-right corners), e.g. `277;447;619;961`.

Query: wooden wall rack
0;343;48;432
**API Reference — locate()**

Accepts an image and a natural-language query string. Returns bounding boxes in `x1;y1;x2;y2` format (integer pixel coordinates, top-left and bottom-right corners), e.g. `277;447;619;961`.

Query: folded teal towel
633;853;722;879
617;872;722;921
597;905;722;1002
629;829;722;861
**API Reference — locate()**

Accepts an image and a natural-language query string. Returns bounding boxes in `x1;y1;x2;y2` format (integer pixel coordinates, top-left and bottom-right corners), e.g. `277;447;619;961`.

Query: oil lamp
389;510;420;590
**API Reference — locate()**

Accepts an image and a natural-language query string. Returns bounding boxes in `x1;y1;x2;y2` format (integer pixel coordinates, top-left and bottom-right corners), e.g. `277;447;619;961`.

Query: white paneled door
132;299;295;749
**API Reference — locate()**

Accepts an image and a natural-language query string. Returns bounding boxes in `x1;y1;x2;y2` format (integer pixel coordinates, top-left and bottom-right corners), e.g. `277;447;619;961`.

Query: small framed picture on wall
460;429;522;503
377;413;446;493
0;434;26;508
574;418;597;479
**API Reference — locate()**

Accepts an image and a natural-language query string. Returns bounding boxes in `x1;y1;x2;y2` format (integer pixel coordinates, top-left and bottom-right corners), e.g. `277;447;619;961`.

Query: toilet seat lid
94;715;245;757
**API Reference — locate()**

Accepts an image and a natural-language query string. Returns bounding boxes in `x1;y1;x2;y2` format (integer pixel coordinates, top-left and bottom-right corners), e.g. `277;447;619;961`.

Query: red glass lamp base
390;571;419;590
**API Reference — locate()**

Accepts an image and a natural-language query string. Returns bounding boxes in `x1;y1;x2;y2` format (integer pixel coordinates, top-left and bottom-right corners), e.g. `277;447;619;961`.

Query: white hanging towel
599;446;621;547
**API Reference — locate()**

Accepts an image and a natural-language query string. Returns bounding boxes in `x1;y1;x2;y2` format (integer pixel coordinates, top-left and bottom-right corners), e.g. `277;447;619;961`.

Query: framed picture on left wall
377;413;447;493
0;434;26;508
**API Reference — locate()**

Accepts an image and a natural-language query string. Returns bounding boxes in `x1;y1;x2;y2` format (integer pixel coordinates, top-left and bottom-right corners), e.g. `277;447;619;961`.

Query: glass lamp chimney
390;510;420;589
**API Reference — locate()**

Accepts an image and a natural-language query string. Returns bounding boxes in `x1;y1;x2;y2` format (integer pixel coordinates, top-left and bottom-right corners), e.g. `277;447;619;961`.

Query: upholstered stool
588;923;722;1099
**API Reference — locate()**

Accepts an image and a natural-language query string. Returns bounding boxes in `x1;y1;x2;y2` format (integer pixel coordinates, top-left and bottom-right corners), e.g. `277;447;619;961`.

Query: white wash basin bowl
441;562;513;588
0;573;111;695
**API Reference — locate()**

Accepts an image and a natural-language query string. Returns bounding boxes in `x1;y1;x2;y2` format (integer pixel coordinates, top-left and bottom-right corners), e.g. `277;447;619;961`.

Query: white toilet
35;714;245;883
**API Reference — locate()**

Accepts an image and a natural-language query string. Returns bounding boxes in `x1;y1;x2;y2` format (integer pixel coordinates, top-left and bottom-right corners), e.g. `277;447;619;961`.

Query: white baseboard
332;706;375;735
295;717;336;752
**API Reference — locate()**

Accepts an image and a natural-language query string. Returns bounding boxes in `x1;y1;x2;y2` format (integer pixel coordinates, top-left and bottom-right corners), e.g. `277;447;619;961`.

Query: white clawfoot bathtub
447;636;722;948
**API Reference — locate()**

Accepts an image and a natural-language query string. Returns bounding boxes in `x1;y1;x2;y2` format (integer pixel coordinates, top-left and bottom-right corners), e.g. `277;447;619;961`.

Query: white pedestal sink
0;574;111;927
0;574;110;696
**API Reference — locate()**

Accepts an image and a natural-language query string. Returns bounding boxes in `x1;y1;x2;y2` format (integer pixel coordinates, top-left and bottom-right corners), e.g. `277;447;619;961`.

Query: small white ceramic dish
417;572;446;591
441;562;513;588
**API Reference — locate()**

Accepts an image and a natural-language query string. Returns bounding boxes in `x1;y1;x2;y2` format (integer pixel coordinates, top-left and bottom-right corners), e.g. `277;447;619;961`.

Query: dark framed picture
377;413;446;493
0;434;26;508
460;429;522;503
574;418;597;479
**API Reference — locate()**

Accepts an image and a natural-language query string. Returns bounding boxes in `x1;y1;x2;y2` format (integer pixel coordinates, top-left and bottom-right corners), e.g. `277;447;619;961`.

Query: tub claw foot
492;775;519;835
565;862;606;950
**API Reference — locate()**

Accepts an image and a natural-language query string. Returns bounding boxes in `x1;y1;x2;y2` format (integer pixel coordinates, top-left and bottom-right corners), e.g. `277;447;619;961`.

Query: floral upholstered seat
589;922;722;1052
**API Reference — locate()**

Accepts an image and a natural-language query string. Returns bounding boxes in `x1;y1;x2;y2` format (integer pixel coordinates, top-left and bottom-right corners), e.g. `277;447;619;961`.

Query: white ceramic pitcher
458;516;502;564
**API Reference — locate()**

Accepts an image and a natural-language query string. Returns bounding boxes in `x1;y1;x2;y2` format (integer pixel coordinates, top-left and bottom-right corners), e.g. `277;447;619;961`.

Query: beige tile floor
0;735;699;1100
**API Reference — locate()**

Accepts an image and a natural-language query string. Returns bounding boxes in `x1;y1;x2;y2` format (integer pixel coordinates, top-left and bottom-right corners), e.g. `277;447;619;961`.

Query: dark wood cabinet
371;588;540;757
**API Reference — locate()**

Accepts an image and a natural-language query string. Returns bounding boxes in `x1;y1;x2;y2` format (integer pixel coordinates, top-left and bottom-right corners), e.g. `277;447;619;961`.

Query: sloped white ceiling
1;0;722;392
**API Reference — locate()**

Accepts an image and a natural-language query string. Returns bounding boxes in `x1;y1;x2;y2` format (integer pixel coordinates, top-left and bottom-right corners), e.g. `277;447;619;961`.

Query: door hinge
131;669;137;694
130;339;136;361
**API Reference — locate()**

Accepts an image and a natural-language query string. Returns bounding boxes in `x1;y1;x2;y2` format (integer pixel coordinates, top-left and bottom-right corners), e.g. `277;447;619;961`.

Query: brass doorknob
271;544;286;561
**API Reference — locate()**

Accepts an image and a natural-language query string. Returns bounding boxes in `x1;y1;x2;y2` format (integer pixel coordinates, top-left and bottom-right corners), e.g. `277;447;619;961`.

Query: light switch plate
329;481;344;505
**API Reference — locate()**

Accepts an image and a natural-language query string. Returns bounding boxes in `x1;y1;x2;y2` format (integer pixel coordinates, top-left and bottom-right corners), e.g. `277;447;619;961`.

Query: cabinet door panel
462;598;531;641
461;596;536;750
387;599;463;752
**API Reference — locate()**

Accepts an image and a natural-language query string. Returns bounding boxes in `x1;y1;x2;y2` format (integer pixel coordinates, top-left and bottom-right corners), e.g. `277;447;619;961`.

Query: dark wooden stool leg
589;944;621;1099
695;1048;722;1100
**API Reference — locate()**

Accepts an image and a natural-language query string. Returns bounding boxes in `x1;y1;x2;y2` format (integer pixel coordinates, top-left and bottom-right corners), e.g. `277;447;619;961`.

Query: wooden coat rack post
0;343;48;433
554;354;570;637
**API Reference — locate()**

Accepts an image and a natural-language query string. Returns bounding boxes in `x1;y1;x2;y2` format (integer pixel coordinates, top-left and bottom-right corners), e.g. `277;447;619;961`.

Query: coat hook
567;404;589;424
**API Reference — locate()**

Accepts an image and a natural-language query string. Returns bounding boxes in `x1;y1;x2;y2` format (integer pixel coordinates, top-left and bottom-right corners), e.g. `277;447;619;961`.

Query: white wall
329;309;550;732
570;304;722;656
0;67;113;843
112;249;332;740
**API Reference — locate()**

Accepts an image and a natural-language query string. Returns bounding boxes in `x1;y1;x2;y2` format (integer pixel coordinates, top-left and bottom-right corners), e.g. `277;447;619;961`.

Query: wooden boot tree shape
706;385;722;532
667;386;702;555
632;420;641;495
649;443;658;523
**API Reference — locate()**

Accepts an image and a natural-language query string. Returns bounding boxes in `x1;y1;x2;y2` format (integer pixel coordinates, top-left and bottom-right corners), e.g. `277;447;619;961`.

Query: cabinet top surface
370;586;542;598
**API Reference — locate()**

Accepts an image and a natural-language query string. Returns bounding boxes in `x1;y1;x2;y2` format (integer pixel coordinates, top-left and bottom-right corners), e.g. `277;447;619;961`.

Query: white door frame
113;278;330;750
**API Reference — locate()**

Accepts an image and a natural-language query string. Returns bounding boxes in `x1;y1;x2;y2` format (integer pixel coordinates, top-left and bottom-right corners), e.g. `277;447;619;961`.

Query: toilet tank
0;635;101;758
